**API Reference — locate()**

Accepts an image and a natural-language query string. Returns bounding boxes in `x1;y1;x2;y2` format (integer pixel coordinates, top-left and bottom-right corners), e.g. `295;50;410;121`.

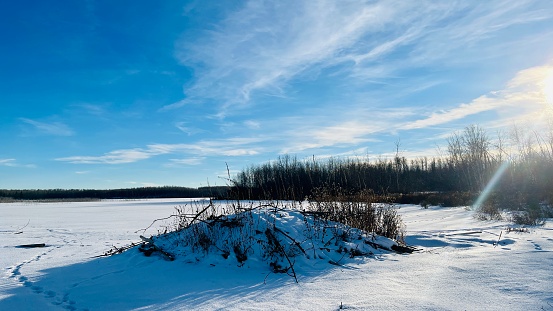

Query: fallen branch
140;236;175;261
265;228;298;283
135;214;181;234
446;231;482;236
186;200;216;228
273;226;307;256
92;241;141;258
493;231;503;248
14;219;30;234
391;244;416;253
135;202;216;234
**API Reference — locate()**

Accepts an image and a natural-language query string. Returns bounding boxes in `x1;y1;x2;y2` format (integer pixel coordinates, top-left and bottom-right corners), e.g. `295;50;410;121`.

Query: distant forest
232;125;553;208
3;125;552;209
0;186;228;201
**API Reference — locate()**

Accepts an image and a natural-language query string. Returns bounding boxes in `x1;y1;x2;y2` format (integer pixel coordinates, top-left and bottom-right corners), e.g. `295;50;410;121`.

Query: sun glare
544;69;553;106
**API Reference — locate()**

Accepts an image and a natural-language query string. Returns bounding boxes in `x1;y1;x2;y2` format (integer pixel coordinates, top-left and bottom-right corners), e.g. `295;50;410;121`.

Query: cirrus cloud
20;118;74;136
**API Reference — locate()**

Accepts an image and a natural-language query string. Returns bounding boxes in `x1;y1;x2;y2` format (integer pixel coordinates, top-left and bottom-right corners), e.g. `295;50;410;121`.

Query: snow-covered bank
1;200;552;310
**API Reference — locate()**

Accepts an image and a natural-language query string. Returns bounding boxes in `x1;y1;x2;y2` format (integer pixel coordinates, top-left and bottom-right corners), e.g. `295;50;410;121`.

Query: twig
140;236;175;261
494;231;503;248
188;201;215;227
274;226;307;255
135;210;207;234
92;241;141;258
14;219;30;234
446;231;482;236
265;228;298;283
135;214;181;234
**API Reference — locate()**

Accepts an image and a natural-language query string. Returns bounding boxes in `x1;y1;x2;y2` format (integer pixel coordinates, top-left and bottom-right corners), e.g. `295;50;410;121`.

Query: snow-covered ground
1;199;552;310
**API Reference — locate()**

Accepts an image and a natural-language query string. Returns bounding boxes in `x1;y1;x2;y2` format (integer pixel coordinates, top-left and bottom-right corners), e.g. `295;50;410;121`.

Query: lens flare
473;160;510;210
474;67;553;211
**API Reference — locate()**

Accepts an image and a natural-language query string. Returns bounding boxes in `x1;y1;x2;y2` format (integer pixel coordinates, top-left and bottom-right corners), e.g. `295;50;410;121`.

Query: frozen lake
1;199;552;310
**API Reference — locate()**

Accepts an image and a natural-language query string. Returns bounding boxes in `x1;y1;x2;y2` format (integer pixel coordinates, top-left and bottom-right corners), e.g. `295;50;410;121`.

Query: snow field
1;199;552;310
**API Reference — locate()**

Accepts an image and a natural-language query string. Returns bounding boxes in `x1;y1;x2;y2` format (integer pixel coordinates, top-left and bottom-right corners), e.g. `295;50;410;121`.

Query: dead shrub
476;202;503;221
307;186;405;241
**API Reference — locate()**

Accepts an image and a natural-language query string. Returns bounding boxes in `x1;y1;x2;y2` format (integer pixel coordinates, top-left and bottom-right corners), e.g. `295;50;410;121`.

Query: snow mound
144;207;402;279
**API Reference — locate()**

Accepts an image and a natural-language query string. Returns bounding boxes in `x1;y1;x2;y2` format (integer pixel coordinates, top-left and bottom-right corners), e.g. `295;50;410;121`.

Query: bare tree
447;125;491;191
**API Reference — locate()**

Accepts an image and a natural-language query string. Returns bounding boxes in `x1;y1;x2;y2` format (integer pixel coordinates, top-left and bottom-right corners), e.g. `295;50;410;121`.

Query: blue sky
1;1;553;189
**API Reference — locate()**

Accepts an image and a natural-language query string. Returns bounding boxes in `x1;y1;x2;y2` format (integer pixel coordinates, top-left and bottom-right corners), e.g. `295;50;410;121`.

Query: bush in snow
478;191;552;225
509;202;550;226
141;190;407;281
307;187;404;242
476;201;503;221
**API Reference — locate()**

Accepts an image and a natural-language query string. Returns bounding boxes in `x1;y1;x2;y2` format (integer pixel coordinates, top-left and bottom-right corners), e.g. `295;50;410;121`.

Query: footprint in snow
528;240;542;250
31;285;43;293
8;247;87;311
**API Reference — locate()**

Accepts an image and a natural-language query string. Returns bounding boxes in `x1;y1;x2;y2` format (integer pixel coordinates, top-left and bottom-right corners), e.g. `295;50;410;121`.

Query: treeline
232;125;553;207
0;186;229;201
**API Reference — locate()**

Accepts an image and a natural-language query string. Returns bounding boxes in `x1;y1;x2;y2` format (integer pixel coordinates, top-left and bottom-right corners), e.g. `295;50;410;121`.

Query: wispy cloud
57;149;156;164
149;137;263;157
20;118;74;136
0;158;36;168
159;99;192;112
173;0;407;115
279;107;415;153
56;138;263;164
0;159;17;167
75;103;107;116
171;0;552;118
400;64;553;130
244;120;261;130
175;122;203;136
167;157;205;166
282;120;381;153
399;96;504;130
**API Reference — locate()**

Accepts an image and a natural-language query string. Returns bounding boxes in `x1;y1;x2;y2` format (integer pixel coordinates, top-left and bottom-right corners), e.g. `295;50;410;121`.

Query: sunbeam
473;159;510;210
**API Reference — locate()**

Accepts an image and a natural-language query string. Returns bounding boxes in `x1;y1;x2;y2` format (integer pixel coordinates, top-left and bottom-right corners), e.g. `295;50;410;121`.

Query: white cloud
168;157;205;166
56;137;264;164
175;122;203;136
400;64;553;130
174;1;411;115
160;99;191;112
57;149;156;164
399;96;503;130
282;120;380;153
0;158;36;168
278;107;414;153
173;0;552;118
20;118;74;136
149;137;264;157
76;103;107;116
244;120;261;130
0;159;16;167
